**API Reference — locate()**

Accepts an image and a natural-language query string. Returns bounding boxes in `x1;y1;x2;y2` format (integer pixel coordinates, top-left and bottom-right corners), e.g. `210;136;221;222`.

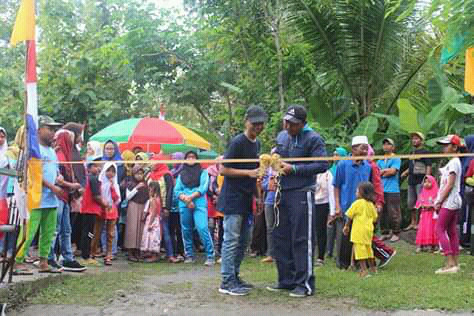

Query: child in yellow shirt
343;182;378;278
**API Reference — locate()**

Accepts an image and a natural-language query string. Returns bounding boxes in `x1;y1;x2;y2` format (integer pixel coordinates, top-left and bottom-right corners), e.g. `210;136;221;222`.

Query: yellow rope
32;152;474;165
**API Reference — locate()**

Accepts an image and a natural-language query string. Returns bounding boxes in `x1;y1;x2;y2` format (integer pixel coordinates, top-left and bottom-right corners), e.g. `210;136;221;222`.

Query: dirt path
10;266;472;316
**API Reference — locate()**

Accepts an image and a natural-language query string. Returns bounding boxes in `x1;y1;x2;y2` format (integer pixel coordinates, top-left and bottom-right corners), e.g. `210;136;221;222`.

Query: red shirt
369;160;385;207
81;175;103;216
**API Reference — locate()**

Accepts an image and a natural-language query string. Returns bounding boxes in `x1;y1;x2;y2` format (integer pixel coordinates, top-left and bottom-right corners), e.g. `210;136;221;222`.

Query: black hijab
181;151;202;188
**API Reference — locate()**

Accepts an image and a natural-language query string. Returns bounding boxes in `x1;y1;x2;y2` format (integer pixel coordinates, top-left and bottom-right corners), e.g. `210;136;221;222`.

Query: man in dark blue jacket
267;105;328;298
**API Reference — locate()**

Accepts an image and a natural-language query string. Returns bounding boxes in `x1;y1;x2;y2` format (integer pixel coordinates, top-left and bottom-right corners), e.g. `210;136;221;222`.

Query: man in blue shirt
218;105;267;296
333;136;372;269
377;138;401;242
267;105;328;298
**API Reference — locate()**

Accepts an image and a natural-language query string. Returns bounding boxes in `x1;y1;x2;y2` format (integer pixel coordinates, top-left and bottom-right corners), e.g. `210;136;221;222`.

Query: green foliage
1;0;472;153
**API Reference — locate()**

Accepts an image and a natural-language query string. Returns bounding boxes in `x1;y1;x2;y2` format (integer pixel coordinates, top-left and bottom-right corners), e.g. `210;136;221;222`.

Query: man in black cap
267;105;328;298
218;105;267;296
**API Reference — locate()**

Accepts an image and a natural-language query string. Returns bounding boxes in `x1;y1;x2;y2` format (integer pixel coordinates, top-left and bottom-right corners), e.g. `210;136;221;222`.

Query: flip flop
13;268;34;276
39;267;62;274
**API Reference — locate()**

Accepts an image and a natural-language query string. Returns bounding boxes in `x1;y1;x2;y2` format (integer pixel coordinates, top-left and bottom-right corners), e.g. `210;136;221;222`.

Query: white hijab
87;141;103;160
0;127;7;158
99;162;121;205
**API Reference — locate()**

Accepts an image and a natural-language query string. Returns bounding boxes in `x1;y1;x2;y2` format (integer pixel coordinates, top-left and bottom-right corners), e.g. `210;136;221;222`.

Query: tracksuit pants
273;190;317;294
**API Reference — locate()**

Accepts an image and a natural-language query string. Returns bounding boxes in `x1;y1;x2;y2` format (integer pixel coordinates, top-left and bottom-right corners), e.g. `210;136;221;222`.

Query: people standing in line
343;182;378;278
140;182;162;263
63;123;87;257
218;105;267;296
0;127;10;243
460;135;474;248
377;138;402;242
434;135;463;274
175;151;215;265
118;150;135;249
79;157;109;266
48;129;86;272
314;161;336;266
401;132;432;231
124;166;149;262
327;147;348;259
15;116;64;274
207;159;224;259
333;136;373;270
268;105;328;298
148;156;179;263
169;152;185;261
415;176;439;253
101;140;124;258
364;145;396;268
261;165;278;263
91;162;121;265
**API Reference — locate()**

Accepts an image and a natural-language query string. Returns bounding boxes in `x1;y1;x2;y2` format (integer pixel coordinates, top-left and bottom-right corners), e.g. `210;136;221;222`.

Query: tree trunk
263;0;285;112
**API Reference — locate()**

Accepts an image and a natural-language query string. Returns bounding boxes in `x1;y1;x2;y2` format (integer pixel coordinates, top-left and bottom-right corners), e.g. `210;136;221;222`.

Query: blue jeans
180;205;214;259
48;199;74;263
161;216;174;257
221;214;251;285
101;224;118;256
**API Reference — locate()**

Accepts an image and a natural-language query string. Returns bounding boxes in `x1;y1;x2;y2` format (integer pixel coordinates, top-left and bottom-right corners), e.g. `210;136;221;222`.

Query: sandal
104;258;112;266
39;267;62;274
127;256;139;263
13;268;34;276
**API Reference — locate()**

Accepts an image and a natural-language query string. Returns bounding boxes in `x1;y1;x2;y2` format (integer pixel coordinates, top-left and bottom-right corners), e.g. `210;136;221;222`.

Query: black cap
245;105;268;124
284;105;307;124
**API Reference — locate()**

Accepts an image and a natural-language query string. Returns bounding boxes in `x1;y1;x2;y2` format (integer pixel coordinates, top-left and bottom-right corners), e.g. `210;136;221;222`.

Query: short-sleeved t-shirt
39;144;59;209
377;157;401;193
437;158;462;210
218;133;260;215
346;199;378;245
333;159;372;213
408;148;432;185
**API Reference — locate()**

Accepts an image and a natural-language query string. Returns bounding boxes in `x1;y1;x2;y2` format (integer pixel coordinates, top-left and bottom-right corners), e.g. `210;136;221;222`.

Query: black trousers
315;203;329;261
338;222;352;270
169;212;184;256
273;190;316;293
250;209;267;256
70;213;83;246
80;214;96;259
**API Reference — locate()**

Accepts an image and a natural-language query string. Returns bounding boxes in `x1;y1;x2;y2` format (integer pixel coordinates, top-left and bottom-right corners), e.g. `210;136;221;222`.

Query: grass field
6;241;474;312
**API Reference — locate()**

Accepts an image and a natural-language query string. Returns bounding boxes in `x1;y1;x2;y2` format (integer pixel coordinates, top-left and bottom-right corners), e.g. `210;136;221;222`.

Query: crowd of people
0;106;472;298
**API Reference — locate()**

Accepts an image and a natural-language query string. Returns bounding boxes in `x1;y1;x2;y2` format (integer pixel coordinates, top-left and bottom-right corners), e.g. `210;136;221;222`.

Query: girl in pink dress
415;175;439;252
140;182;162;262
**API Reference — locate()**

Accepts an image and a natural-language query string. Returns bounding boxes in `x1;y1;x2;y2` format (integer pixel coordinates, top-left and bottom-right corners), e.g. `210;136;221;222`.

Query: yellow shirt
346;199;378;245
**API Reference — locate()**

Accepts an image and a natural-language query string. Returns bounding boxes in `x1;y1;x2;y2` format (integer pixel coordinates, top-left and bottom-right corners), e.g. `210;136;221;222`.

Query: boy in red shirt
80;158;109;266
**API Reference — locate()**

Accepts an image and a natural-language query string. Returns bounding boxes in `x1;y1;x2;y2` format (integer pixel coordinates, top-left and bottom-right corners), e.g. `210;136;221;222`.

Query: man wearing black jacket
267;105;328;298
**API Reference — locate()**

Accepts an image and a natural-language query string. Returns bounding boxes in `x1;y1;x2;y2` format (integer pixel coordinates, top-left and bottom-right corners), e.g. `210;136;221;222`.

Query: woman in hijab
124;166;149;261
86;141;103;161
100;140;124;258
48;130;85;271
148;156;179;263
174;151;215;265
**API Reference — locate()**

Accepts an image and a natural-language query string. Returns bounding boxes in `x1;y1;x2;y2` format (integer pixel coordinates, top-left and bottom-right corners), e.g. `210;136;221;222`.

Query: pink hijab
415;175;439;209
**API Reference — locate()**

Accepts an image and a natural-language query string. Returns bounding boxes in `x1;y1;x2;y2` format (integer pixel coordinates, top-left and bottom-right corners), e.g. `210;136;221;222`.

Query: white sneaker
204;258;216;266
435;266;459;274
